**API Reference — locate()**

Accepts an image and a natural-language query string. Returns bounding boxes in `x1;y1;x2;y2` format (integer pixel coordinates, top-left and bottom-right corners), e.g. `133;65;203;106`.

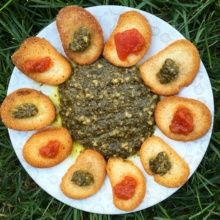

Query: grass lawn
0;0;220;219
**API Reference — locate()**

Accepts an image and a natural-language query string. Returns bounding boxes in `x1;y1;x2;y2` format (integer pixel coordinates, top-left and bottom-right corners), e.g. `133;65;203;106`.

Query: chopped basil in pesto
149;151;171;175
59;58;159;158
69;27;91;52
12;103;38;119
157;58;179;84
71;170;94;186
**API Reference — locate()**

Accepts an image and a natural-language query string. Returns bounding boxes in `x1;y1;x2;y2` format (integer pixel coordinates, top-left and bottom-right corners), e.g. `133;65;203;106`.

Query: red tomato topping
113;176;137;200
114;28;145;61
23;57;52;73
169;107;194;135
39;140;60;158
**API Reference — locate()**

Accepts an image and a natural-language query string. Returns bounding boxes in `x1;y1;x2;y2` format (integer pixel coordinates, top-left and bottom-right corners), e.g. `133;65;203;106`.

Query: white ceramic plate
8;6;214;214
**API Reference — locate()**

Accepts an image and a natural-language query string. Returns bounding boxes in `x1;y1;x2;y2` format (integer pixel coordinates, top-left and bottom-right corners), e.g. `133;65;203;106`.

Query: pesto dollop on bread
1;88;56;131
61;149;106;199
140;136;190;188
56;6;104;65
140;39;200;95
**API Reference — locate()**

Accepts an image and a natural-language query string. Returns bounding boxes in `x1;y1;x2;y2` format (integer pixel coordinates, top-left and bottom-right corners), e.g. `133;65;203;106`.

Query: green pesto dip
59;58;159;158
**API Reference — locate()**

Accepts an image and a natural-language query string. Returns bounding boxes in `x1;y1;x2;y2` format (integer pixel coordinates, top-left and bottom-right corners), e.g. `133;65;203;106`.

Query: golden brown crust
106;158;146;211
56;6;104;65
140;39;200;95
11;37;72;85
140;136;190;188
155;96;212;141
103;11;151;67
60;149;106;199
0;88;56;131
23;127;73;168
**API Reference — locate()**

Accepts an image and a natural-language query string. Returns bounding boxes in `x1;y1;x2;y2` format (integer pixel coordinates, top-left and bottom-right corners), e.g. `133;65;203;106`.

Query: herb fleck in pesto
69;27;91;52
157;58;179;84
12;103;38;119
59;58;159;158
71;170;94;186
149;151;171;175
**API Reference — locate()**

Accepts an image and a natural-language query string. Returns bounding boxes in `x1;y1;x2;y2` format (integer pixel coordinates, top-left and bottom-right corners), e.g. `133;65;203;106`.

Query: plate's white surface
8;6;214;214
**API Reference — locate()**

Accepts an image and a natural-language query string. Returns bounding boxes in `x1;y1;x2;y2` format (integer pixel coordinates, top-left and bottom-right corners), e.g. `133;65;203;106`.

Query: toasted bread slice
61;149;106;199
140;136;190;188
103;11;151;67
11;37;72;85
140;39;200;95
56;6;104;65
0;88;56;131
23;127;72;168
155;96;211;141
106;158;146;211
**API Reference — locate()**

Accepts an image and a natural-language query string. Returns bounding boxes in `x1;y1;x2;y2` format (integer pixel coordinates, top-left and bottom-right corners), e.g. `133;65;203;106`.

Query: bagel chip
23;127;73;168
11;37;72;85
1;88;56;131
140;136;190;188
107;158;146;211
56;6;104;65
155;96;211;141
103;11;151;67
140;39;200;95
61;149;106;199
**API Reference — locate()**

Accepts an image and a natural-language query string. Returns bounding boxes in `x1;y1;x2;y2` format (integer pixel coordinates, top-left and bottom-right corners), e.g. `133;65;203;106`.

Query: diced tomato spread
39;140;60;158
169;107;194;135
113;176;137;200
23;57;52;73
114;28;145;61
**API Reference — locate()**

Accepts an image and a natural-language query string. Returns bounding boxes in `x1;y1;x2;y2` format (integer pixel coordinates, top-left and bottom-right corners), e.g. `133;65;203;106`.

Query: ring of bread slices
0;5;213;212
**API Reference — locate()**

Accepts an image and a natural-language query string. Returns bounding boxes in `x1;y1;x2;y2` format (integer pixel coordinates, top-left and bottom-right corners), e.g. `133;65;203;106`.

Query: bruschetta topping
169;107;194;135
71;170;94;187
69;27;91;52
113;176;137;200
39;140;60;158
156;58;179;84
149;151;171;176
22;57;52;73
23;127;72;167
114;28;145;61
12;103;38;119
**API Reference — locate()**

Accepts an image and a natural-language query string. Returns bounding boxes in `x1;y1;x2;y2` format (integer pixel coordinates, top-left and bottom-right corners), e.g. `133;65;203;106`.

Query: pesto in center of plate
59;58;159;158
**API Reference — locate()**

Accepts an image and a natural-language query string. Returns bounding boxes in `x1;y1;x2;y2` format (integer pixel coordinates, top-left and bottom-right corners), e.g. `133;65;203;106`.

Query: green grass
0;0;220;219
